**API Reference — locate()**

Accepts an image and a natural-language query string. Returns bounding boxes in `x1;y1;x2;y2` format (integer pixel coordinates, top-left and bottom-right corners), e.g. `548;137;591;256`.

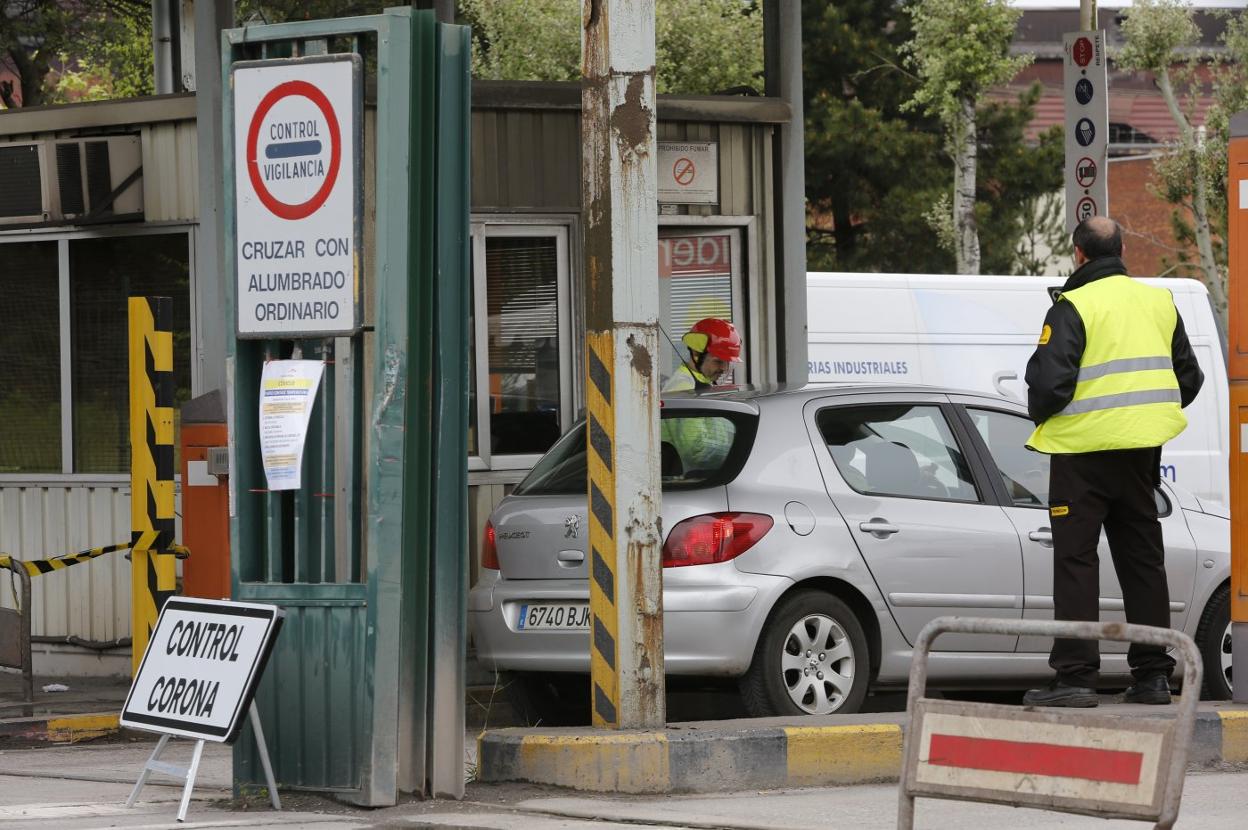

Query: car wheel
740;590;870;717
1196;585;1232;700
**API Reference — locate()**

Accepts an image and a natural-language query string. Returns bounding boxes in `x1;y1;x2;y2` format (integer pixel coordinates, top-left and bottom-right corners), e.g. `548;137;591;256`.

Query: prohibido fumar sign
121;598;284;742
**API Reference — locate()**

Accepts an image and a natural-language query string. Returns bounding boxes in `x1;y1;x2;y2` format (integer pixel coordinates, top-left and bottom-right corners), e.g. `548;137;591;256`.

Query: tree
460;0;763;94
0;0;149;108
48;12;153;103
902;0;1032;274
1117;1;1248;318
803;0;1062;276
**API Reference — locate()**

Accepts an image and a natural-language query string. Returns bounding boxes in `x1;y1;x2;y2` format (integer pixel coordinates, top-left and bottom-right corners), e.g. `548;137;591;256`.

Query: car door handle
557;550;585;567
1028;528;1053;547
858;519;900;538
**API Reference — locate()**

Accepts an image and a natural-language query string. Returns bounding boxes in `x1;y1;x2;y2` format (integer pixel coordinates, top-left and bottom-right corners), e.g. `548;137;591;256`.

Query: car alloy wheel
783;613;856;714
1220;620;1233;694
741;589;870;717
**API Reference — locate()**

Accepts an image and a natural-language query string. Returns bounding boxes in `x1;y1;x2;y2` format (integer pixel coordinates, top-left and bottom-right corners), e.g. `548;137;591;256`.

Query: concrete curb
0;711;120;743
478;706;1248;794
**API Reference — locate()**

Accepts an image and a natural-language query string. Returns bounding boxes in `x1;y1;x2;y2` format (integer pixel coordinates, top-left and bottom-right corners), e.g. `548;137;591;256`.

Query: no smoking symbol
673;157;696;186
1075;157;1097;188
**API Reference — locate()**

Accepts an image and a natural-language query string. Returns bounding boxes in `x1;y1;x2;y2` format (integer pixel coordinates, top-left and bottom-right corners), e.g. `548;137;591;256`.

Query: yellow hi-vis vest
1027;275;1187;454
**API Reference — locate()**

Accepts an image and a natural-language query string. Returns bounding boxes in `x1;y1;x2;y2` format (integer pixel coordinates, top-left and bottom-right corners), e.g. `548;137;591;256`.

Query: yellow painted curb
1218;710;1248;764
45;713;119;743
518;733;670;793
785;724;903;785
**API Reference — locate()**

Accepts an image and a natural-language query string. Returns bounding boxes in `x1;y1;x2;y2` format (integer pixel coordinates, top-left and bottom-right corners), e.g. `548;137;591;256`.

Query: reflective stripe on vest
1027;275;1187;454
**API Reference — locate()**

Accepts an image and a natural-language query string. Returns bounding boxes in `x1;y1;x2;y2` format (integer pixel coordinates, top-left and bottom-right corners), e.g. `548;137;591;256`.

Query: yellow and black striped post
582;1;665;729
585;333;620;726
129;296;177;674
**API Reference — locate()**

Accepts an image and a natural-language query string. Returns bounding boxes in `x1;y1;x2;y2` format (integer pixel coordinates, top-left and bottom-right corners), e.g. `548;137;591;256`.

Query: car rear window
512;410;757;496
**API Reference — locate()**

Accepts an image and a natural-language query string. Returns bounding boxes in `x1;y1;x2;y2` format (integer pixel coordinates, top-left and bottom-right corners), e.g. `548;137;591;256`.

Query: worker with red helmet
663;317;742;392
661;318;741;475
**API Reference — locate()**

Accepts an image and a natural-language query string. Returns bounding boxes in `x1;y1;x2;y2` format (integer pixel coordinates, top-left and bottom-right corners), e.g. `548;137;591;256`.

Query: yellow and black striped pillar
129;296;177;674
585;333;620;727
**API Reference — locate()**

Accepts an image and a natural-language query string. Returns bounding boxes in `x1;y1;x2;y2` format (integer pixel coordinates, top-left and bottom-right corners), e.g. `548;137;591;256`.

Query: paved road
1;739;1243;829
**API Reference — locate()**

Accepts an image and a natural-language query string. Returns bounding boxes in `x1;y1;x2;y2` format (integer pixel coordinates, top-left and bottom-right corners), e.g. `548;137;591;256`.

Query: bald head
1072;216;1123;262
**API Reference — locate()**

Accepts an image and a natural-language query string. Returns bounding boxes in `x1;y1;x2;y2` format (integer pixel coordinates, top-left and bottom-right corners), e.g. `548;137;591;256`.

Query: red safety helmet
681;318;741;362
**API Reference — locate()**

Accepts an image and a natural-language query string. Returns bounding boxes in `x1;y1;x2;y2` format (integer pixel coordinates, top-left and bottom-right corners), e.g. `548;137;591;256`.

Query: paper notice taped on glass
259;360;324;490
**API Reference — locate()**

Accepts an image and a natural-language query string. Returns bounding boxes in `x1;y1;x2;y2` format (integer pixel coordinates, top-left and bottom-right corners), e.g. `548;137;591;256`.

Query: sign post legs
250;702;282;810
124;705;280;821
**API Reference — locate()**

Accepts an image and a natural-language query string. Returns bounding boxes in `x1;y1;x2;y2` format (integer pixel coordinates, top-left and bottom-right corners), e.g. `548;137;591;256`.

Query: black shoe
1123;674;1172;705
1023;679;1099;708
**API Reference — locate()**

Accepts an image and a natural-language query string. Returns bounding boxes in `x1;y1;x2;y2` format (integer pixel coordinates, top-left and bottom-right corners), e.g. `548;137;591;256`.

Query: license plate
517;603;590;631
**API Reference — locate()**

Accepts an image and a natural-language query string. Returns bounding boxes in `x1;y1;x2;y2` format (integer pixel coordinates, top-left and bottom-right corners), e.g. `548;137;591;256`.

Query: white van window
817;404;979;502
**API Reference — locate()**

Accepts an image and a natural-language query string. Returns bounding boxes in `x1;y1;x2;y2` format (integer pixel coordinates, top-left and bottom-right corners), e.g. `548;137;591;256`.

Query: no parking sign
232;55;362;337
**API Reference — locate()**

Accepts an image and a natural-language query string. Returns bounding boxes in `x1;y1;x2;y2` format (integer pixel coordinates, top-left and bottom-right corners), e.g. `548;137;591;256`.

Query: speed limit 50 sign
232;55;363;338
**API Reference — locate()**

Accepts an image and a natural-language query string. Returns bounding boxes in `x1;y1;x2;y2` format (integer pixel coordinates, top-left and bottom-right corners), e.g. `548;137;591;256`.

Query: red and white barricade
897;618;1202;830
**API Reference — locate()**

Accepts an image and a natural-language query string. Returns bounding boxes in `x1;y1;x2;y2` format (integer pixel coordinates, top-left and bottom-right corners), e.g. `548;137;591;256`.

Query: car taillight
482;520;500;570
662;512;773;568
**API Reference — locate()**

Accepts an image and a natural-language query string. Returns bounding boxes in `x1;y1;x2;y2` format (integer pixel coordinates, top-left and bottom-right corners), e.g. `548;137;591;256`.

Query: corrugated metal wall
0;483;181;641
142;121;199;221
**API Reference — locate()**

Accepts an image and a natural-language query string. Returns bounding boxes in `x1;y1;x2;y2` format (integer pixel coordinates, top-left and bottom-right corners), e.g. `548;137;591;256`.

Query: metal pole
1080;0;1097;32
151;0;175;94
764;1;808;385
582;0;665;729
129;297;177;675
194;0;233;396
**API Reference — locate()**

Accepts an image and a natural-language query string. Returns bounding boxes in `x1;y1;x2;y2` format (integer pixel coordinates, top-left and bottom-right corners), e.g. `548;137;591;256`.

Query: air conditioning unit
0;135;143;227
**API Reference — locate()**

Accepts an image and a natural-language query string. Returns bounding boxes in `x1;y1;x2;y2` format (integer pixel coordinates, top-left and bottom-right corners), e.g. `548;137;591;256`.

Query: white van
806;272;1229;508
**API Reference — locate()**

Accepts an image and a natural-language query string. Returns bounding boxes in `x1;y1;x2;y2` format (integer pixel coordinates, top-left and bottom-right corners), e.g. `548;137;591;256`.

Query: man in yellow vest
1022;216;1204;708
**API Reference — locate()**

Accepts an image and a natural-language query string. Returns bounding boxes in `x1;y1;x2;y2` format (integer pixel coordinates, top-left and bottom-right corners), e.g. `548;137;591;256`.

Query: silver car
469;385;1233;717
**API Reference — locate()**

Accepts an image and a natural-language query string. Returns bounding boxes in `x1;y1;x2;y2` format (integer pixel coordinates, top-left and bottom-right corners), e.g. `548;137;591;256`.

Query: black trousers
1048;447;1175;687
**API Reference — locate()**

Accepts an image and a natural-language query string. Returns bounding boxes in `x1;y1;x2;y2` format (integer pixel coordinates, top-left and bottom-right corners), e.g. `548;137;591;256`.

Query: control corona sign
1063;31;1109;232
120;598;284;743
232;55;362;338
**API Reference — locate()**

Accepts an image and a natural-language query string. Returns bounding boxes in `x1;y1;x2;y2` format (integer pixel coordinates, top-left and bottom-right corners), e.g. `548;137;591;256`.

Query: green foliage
0;0;149;108
1116;0;1238;311
49;13;153;103
460;0;580;83
805;0;1060;275
1116;0;1200;74
902;0;1031;128
460;0;763;94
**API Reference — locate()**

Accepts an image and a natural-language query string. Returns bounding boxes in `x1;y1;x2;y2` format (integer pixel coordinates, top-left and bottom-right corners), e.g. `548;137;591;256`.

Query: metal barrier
897;617;1202;830
0;557;33;703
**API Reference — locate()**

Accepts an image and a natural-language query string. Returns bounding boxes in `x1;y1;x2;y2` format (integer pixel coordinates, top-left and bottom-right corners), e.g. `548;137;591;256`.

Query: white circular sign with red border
233;56;361;338
246;80;342;221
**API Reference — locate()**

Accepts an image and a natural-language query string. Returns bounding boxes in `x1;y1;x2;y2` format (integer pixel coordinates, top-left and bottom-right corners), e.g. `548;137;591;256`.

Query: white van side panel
807;273;1229;506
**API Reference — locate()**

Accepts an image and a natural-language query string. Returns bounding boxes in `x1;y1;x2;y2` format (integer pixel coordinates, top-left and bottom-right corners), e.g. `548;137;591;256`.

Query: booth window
658;228;744;386
0;242;61;474
0;229;192;478
70;234;192;473
470;223;572;470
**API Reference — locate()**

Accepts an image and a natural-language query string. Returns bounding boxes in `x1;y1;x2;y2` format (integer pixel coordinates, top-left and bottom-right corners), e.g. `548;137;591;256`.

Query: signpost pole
1080;0;1096;33
582;0;666;729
